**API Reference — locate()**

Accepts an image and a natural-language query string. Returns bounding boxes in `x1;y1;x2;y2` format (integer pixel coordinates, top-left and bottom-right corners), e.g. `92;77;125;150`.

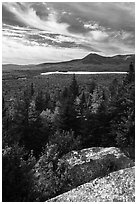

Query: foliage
30;82;34;97
49;130;81;157
56;99;78;132
56;89;79;133
2;63;135;201
88;80;97;94
32;143;74;201
5;89;51;157
110;82;135;149
2;144;36;202
35;90;46;112
125;61;135;83
69;74;79;99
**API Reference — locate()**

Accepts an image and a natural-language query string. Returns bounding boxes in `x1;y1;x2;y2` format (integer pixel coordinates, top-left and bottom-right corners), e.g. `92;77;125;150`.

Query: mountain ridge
37;53;135;67
2;53;135;73
2;53;135;67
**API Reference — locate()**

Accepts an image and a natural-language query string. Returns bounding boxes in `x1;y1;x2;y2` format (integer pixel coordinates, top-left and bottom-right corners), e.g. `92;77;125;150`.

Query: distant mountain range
81;53;135;65
38;53;135;66
3;53;135;73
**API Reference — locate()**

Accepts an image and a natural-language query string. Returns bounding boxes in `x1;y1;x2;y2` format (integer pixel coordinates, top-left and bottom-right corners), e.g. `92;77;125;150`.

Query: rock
47;166;135;202
34;147;134;201
59;147;134;188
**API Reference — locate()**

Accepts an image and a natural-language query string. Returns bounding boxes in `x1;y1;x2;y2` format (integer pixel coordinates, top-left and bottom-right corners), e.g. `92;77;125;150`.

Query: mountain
37;53;135;67
81;53;135;65
3;53;135;73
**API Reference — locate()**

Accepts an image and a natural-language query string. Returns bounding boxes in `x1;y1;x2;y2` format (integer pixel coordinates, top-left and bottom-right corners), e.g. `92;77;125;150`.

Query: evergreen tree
2;96;10;147
69;74;79;99
88;80;96;94
109;78;119;98
35;91;45;112
2;96;6;117
95;92;115;146
61;87;69;100
10;90;31;146
91;86;103;113
7;88;50;156
56;79;80;133
30;82;34;97
35;91;51;112
124;61;135;84
109;71;135;154
79;91;86;115
56;96;79;133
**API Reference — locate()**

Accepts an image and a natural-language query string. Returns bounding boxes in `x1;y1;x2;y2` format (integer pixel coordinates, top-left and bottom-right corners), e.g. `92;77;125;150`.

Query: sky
2;2;135;65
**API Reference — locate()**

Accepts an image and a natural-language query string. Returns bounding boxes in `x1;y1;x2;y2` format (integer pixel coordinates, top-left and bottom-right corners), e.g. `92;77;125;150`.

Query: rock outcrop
34;147;134;201
47;166;135;202
59;147;134;188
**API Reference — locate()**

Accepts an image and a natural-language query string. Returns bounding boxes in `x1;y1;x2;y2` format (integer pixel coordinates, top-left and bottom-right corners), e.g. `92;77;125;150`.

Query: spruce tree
69;74;79;99
88;80;96;94
35;91;44;112
30;82;34;97
124;61;135;84
109;67;135;155
57;97;78;133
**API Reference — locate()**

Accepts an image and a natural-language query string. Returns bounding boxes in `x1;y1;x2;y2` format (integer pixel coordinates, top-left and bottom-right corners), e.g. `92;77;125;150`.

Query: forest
2;62;135;201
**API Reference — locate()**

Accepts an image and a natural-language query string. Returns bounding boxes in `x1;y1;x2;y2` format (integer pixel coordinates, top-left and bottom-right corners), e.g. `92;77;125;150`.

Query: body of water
41;71;128;75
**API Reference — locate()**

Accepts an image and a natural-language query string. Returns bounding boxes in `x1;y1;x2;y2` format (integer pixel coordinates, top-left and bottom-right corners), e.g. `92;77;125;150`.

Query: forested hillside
2;62;135;201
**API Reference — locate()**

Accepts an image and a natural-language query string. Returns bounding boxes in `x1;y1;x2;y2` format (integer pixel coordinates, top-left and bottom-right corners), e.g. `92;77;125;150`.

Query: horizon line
2;52;135;66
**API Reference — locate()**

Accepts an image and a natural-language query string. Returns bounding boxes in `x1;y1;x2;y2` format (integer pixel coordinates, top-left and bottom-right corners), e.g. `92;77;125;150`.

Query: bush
32;131;81;201
49;130;81;157
32;144;72;201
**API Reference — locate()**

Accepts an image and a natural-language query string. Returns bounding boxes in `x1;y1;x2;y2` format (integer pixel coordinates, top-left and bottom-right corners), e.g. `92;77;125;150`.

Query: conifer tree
109;65;135;153
124;61;135;84
88;80;96;94
2;96;10;147
61;87;69;100
2;96;6;117
10;89;50;157
30;82;34;97
109;78;119;98
79;91;86;115
57;97;78;133
69;74;79;99
35;91;44;112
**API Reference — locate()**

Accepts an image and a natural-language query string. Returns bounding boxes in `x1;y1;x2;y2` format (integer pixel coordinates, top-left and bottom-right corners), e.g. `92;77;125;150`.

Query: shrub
49;130;81;157
32;131;81;201
32;144;72;201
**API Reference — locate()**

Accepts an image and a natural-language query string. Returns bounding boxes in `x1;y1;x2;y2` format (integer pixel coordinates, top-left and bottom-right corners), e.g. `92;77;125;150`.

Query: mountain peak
81;53;135;65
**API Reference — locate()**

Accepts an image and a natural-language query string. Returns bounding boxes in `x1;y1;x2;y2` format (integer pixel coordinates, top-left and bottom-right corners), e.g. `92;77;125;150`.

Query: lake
41;71;128;75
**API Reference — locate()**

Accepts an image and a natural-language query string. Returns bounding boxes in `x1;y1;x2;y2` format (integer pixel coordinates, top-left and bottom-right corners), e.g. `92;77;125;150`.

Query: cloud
90;30;108;41
46;2;135;32
2;24;97;51
2;2;135;64
2;35;90;65
2;3;70;35
3;2;135;34
2;4;26;27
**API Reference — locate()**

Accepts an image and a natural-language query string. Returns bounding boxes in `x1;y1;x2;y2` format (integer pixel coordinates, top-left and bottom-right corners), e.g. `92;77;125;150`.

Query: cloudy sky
2;2;135;65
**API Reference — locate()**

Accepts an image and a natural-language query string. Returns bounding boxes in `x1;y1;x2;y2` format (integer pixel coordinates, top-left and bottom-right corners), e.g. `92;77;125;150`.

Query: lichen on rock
47;166;135;202
59;147;134;188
